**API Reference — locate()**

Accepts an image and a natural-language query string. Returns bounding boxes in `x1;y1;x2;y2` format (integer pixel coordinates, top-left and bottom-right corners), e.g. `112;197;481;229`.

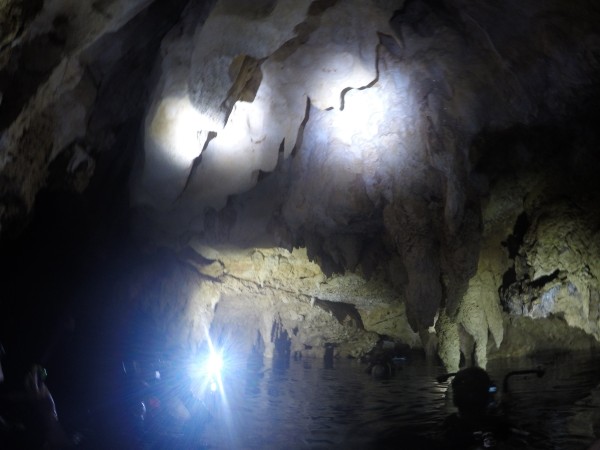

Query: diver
364;348;396;379
0;343;74;448
442;367;510;449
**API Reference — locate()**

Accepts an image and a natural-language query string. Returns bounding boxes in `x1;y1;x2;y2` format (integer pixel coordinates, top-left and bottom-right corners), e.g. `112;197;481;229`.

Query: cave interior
1;0;600;442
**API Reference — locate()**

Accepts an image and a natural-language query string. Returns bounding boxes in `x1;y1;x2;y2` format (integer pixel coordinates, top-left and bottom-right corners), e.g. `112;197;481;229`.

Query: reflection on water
199;351;600;449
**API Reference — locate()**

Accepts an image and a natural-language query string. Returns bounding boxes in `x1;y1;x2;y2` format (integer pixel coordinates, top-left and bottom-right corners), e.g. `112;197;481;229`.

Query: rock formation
1;0;599;370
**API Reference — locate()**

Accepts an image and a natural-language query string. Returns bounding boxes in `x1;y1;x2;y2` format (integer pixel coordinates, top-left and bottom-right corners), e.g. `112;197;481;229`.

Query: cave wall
437;125;600;370
1;0;600;369
129;0;600;364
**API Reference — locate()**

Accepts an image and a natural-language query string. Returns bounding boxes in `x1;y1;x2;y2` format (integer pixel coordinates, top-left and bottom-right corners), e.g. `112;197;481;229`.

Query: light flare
188;332;228;399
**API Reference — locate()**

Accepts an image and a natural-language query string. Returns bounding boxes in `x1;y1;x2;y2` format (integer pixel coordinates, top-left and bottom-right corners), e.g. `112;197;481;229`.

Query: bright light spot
307;50;374;110
188;348;224;384
187;333;227;398
333;87;386;144
205;351;224;377
148;96;221;167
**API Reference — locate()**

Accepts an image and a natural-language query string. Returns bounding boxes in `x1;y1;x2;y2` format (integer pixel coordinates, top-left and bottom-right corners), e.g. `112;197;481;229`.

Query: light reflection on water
200;351;600;449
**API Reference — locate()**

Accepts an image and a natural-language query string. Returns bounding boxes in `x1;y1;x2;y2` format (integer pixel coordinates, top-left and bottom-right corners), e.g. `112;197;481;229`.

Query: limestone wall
1;0;600;369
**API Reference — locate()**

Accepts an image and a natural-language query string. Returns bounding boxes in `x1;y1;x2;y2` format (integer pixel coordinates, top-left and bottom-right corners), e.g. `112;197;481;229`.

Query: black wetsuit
442;412;510;449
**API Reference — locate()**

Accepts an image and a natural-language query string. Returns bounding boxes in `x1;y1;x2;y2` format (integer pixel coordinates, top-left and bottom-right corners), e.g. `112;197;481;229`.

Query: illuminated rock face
133;0;475;337
1;0;600;366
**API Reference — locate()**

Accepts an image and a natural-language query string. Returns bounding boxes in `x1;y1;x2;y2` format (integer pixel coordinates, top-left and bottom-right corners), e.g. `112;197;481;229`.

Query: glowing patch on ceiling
331;85;386;145
148;96;221;167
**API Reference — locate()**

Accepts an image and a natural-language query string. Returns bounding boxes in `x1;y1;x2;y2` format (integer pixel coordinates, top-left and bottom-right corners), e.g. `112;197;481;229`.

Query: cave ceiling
1;0;600;363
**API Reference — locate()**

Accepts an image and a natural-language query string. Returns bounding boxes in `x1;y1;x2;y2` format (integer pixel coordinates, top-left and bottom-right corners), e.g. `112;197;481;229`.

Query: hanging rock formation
0;0;600;367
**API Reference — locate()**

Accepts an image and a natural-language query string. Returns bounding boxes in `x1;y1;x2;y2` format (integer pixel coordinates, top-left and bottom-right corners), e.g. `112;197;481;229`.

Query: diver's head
451;367;492;414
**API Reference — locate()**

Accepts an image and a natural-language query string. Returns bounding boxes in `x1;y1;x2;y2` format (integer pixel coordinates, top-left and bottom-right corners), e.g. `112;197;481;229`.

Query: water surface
197;351;600;449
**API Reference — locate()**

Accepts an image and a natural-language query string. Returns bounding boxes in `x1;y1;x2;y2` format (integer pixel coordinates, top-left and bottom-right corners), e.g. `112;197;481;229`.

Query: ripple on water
200;351;600;449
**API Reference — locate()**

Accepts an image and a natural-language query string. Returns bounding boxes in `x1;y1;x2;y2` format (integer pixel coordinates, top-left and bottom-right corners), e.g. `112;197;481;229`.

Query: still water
195;350;600;450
